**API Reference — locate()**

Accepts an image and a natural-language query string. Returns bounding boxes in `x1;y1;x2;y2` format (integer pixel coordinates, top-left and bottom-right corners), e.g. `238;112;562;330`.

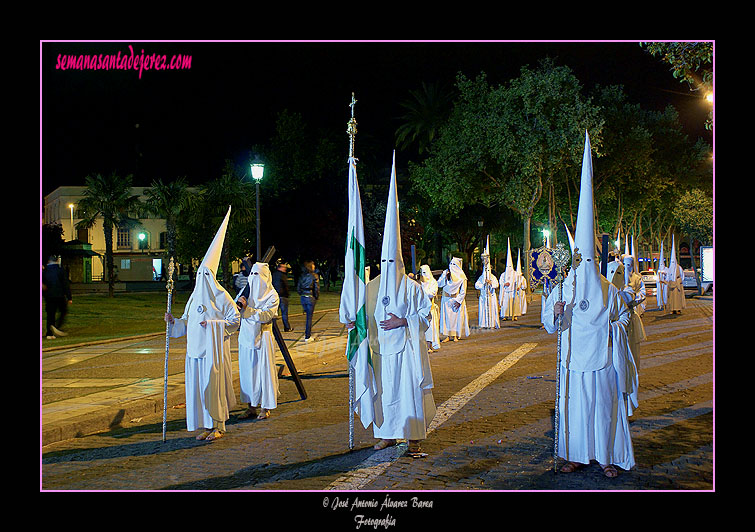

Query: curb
42;338;348;447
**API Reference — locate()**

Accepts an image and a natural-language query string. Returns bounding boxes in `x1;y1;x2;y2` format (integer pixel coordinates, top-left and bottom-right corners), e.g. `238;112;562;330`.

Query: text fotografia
55;45;192;79
324;494;433;529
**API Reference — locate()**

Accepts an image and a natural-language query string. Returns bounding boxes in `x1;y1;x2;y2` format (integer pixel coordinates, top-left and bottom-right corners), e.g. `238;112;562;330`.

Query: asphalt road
41;288;714;506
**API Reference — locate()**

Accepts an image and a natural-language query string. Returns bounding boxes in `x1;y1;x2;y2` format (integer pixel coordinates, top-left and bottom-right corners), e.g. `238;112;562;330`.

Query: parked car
640;270;657;287
683;269;697;289
640;270;657;296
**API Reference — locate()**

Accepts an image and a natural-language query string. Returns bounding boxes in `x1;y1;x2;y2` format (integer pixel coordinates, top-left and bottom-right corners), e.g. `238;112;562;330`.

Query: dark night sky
40;40;713;197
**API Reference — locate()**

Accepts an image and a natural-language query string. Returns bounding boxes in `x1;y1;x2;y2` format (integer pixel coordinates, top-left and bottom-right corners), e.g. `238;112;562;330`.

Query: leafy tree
672;188;713;294
395;81;455;155
641;41;713;130
143;176;195;266
76;172;141;297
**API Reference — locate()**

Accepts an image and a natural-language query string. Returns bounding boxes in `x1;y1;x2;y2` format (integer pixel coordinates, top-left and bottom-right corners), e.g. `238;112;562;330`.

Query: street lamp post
250;157;265;260
68;203;75;241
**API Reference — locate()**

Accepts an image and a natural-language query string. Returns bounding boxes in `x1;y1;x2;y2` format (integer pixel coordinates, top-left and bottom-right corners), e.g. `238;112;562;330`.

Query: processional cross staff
162;257;175;443
347;92;357;450
551;242;573;472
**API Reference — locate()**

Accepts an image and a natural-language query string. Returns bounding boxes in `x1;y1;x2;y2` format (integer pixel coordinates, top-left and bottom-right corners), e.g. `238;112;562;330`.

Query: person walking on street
272;260;293;332
297;260;319;342
43;255;72;339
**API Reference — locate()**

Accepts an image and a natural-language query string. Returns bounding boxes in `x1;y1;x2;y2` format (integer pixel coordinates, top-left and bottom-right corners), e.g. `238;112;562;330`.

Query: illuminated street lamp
68;203;75;241
250;157;265;260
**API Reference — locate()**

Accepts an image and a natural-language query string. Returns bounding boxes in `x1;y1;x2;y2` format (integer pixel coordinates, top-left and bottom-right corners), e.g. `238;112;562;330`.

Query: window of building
117;225;131;249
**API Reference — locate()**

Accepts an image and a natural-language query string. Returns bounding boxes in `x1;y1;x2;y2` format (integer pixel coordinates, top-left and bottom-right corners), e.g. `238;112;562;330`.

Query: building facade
43;186;172;282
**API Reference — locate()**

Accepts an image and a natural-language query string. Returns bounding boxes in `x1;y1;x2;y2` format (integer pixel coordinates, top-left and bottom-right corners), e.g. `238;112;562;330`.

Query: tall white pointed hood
183;205;236;358
376;151;408;353
564;223;575;253
200;205;231;277
658;239;666;270
557;131;613;372
631;234;640;274
503;237;516;288
668;234;679;282
570;131;603;306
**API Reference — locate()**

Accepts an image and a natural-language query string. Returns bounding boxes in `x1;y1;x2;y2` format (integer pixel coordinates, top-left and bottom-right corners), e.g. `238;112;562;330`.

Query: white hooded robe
238;262;280;410
437;257;470;338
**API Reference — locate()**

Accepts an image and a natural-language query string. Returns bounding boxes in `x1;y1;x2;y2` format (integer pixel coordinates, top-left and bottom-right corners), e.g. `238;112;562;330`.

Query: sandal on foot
238;407;258;420
195;429;212;441
407;440;422;454
257;409;270;420
559;461;585;473
373;439;396;450
205;429;225;442
601;464;618;478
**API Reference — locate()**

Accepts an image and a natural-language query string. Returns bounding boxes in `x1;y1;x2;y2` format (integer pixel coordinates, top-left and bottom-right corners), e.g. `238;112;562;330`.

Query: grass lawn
41;285;343;350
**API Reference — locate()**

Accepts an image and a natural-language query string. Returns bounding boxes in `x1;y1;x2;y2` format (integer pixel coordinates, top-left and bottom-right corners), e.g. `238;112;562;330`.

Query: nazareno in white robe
542;275;638;470
366;274;436;441
666;264;687;312
420;266;441;350
170;270;240;432
499;267;521;319
238;263;280;410
475;272;500;329
437;261;470;338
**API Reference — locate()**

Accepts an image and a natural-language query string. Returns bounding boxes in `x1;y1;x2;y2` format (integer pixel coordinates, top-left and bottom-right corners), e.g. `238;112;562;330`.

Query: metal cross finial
347;93;358;158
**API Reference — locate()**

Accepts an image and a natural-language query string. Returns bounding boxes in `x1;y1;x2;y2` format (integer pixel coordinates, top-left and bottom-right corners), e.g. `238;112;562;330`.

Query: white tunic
542;276;637;470
666;265;687;312
474;273;500;328
421;276;441;349
366;275;436;440
238;291;280;410
170;291;240;432
437;271;470;337
499;268;520;318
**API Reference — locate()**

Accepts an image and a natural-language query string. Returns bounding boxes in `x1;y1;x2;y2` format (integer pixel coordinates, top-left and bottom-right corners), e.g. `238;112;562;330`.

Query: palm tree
395;81;455;155
76;172;141;297
143;176;195;266
199;160;257;290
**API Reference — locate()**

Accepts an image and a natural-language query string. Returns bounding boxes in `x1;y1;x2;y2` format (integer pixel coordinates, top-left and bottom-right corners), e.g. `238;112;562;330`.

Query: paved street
41;287;714;498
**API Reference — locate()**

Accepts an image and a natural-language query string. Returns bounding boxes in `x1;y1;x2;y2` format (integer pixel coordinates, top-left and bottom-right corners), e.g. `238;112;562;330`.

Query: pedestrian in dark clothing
296;260;319;342
272;260;293;331
42;255;72;339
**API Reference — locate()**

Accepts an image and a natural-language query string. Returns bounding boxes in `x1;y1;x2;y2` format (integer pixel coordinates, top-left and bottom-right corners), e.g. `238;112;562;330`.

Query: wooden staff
162;257;175;443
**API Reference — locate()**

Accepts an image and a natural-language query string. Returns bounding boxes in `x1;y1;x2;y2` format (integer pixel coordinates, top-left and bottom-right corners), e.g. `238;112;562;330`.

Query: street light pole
250;158;265;261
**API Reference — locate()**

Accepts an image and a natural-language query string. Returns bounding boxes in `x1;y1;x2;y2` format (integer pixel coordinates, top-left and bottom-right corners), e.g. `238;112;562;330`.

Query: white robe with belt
170;293;240;432
238;291;280;410
475;273;500;329
542;276;638;470
421;277;441;350
366;274;436;441
437;272;470;337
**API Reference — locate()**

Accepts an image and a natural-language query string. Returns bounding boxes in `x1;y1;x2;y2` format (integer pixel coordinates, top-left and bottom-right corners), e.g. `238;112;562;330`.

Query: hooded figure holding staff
541;133;637;478
165;206;240;442
474;236;500;329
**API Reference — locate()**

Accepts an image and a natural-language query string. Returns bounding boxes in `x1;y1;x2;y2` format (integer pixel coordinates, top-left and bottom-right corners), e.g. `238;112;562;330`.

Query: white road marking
327;342;537;490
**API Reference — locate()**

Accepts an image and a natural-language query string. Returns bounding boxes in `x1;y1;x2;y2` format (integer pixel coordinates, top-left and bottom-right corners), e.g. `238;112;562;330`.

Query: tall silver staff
551;242;571;472
347;93;357;450
162;257;175;443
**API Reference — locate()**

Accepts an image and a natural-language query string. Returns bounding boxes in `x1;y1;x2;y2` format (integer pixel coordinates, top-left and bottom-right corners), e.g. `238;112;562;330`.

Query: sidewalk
41;306;350;446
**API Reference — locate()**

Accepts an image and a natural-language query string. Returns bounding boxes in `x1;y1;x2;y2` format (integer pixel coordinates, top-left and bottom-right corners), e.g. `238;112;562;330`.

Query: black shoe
284;327;294;332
